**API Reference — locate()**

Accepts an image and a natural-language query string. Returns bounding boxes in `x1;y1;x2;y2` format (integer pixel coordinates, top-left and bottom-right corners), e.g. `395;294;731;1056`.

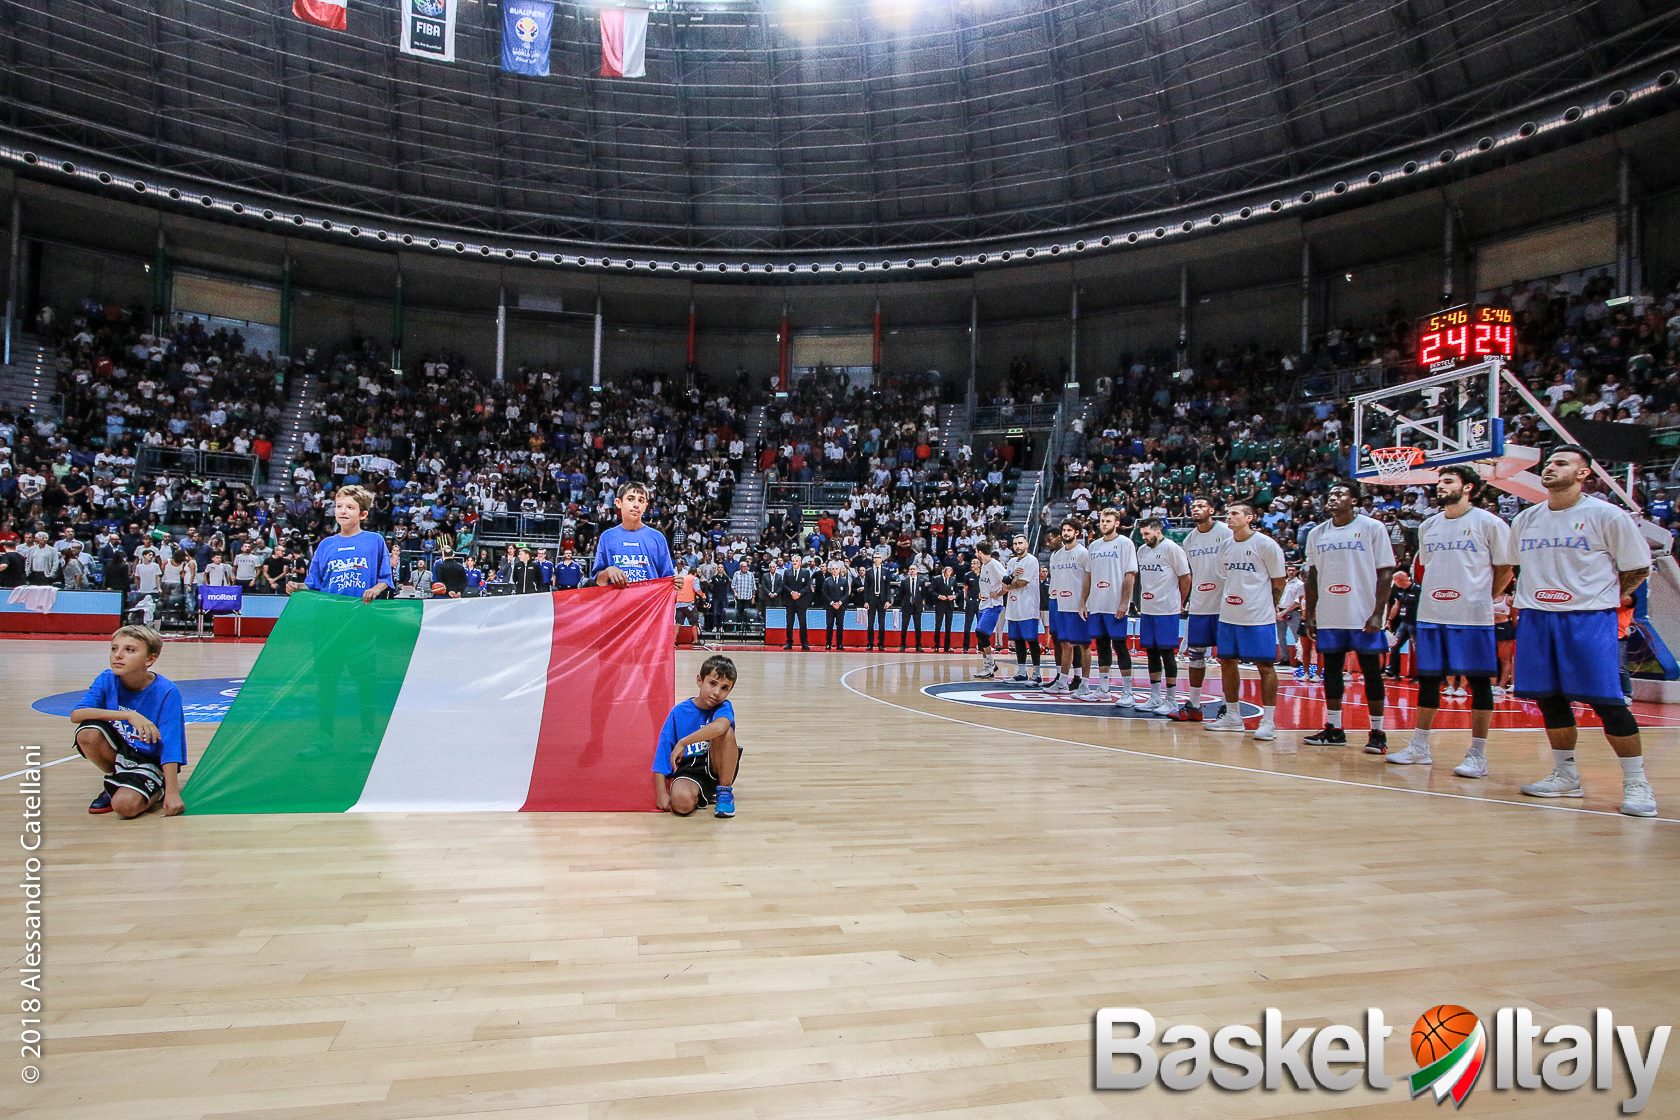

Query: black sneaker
1303;725;1348;746
1363;730;1390;755
89;790;114;815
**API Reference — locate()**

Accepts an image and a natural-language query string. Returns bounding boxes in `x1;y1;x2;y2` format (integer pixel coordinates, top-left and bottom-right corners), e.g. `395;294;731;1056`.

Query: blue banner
501;0;553;77
198;585;244;614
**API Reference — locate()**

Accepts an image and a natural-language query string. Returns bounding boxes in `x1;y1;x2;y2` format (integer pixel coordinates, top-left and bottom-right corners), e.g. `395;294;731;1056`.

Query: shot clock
1416;304;1514;372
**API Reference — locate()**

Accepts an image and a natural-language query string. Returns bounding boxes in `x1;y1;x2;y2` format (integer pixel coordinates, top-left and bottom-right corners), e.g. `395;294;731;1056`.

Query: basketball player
1045;519;1092;696
1003;534;1045;684
1205;504;1285;741
1301;480;1397;754
971;542;1008;679
1170;497;1233;722
1086;508;1139;704
1136;517;1190;715
1385;465;1514;774
1510;445;1656;816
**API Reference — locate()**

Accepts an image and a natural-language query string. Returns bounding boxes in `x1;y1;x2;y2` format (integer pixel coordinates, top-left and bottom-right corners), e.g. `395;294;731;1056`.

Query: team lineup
959;444;1660;818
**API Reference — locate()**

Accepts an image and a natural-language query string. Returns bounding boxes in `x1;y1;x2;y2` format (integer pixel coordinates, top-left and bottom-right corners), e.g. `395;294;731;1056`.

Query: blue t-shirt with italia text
592;524;674;585
306;531;393;597
78;669;188;766
652;698;736;775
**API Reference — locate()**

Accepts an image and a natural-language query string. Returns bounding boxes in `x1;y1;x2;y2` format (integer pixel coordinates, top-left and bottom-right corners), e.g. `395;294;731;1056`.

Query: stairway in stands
937;400;971;458
259;367;320;498
0;335;57;416
726;403;769;537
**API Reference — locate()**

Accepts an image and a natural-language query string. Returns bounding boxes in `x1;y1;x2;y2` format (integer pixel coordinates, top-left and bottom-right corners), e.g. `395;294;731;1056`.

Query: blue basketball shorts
1186;613;1220;649
1413;622;1498;677
974;605;1004;636
1047;602;1088;644
1006;618;1040;642
1138;613;1181;650
1216;620;1278;664
1515;608;1621;703
1087;612;1129;640
1315;626;1388;656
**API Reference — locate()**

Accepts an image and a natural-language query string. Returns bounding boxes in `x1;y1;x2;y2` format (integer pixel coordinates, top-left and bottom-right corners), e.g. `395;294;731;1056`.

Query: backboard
1351;361;1503;480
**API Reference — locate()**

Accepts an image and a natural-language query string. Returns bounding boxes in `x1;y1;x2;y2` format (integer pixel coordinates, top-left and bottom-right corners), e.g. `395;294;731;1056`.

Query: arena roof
3;0;1679;268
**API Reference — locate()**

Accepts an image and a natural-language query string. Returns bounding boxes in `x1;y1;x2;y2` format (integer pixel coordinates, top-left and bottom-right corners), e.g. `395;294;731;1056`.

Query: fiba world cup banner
501;0;554;77
399;0;457;62
185;579;675;813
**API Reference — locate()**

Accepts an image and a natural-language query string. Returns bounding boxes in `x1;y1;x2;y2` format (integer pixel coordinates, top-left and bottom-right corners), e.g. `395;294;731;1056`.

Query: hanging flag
292;0;346;31
600;7;649;79
185;581;675;813
399;0;456;62
502;0;555;77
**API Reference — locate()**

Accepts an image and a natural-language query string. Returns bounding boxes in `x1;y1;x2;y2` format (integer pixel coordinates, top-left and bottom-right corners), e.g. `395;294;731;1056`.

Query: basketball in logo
515;15;539;42
1411;1005;1478;1065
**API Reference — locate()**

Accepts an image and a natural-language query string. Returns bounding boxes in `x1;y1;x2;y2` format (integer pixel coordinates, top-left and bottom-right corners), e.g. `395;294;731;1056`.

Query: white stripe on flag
350;594;554;812
620;9;647;79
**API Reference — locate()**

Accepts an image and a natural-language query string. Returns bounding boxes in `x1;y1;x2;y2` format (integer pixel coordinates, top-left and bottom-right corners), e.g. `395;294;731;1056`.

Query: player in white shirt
1045;519;1093;696
1002;533;1046;684
1276;565;1307;676
1206;503;1287;741
1301;481;1398;754
971;540;1009;679
1386;466;1515;775
1171;497;1235;723
1137;517;1191;715
1085;509;1140;705
1510;445;1656;816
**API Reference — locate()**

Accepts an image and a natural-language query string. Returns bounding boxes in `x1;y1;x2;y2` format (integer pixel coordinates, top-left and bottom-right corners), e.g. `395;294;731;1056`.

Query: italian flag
293;0;347;30
186;580;673;813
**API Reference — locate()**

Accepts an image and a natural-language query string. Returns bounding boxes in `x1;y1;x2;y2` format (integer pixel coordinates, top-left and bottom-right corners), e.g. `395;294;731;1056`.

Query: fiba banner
185;580;675;813
292;0;346;31
501;0;554;77
399;0;456;62
600;7;649;79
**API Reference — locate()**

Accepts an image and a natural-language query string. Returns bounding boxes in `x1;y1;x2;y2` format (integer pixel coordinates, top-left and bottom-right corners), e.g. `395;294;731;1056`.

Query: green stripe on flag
186;592;423;813
1408;1030;1478;1096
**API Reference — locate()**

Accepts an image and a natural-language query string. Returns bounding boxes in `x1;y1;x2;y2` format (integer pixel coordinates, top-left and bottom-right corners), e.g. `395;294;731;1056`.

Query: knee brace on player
1188;647;1207;668
1536;694;1576;729
1591;701;1640;738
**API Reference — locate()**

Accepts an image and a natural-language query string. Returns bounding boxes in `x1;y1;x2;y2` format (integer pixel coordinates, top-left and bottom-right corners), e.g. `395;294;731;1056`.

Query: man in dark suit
959;556;981;652
820;560;854;651
782;553;813;650
931;563;960;652
862;554;891;651
760;558;785;640
897;563;927;652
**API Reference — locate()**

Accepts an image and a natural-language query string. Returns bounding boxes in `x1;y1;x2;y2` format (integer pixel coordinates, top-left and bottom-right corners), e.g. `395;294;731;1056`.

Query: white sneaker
974;663;997;679
1252;719;1276;741
1045;675;1069;695
1521;768;1584;798
1453;752;1488;779
1621;778;1658;817
1074;685;1102;701
1117;689;1136;709
1207;712;1247;733
1150;696;1179;716
1490;685;1508;698
1385;743;1433;766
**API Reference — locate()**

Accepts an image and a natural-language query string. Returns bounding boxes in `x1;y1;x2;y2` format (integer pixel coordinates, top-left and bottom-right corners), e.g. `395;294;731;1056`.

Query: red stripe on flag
523;579;674;811
293;0;346;30
600;8;626;77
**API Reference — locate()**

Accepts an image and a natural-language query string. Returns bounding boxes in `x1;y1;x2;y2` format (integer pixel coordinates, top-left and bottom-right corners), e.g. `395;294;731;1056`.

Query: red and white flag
600;7;648;78
293;0;346;31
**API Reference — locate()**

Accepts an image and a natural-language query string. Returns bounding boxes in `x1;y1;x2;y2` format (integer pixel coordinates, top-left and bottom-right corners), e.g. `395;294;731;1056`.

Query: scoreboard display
1415;304;1515;372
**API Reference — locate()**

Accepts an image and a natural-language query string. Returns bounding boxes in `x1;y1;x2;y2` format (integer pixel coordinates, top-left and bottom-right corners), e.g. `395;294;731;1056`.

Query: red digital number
1472;323;1492;355
1419;330;1442;366
1446;324;1469;359
1493;324;1512;354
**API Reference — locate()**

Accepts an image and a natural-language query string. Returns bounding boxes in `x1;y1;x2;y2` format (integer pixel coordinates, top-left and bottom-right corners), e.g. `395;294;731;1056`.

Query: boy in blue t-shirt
652;655;741;818
70;624;188;818
291;484;393;602
594;481;674;587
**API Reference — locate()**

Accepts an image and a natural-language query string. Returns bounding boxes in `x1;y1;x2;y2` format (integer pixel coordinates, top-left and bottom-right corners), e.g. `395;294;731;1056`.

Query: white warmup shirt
1003;551;1042;622
1416;506;1516;626
1304;514;1396;630
1047;543;1092;614
1085;534;1138;617
1136;538;1190;616
1511;495;1650;612
978;557;1007;606
1184;522;1234;616
1217;532;1287;626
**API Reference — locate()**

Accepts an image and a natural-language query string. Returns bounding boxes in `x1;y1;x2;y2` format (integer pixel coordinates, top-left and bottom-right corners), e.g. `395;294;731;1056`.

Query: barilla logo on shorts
1432;589;1461;601
1327;584;1352;594
1198;582;1216;592
1536;589;1574;604
1225;594;1244;606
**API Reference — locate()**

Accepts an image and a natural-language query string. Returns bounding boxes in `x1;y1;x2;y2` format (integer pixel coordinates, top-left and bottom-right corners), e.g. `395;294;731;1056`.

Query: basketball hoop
1368;446;1424;482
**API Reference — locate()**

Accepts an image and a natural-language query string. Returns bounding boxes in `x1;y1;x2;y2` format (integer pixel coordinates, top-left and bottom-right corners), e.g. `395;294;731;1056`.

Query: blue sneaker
713;786;736;818
1293;666;1307;682
89;790;113;815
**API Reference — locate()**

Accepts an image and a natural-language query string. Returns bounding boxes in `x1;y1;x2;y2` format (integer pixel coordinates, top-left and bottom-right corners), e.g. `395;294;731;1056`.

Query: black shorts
670;743;744;808
74;721;165;806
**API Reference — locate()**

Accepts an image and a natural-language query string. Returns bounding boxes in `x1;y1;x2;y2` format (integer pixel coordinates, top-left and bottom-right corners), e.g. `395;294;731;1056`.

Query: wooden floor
4;637;1679;1119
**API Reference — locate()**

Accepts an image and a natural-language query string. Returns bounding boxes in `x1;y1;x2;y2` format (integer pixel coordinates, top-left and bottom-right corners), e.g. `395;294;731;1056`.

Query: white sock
1554;748;1578;776
1620;756;1647;781
1262;705;1275;724
1150;682;1163;702
1189;683;1202;704
1467;737;1487;758
1325;709;1342;729
1369;714;1384;732
1410;729;1431;751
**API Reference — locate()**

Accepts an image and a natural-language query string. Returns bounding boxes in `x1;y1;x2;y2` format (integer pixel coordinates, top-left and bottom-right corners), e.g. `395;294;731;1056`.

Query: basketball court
9;637;1678;1118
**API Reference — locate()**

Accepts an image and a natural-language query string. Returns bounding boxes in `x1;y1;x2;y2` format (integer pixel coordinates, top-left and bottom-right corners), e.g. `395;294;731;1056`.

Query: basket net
1368;446;1424;482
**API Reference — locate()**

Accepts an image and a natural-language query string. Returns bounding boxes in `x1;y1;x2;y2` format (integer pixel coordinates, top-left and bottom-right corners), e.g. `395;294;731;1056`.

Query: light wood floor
3;638;1678;1119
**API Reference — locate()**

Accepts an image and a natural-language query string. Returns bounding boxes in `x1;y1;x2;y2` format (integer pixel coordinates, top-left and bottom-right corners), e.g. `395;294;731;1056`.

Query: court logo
33;677;242;723
922;680;1257;721
1408;1005;1485;1106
